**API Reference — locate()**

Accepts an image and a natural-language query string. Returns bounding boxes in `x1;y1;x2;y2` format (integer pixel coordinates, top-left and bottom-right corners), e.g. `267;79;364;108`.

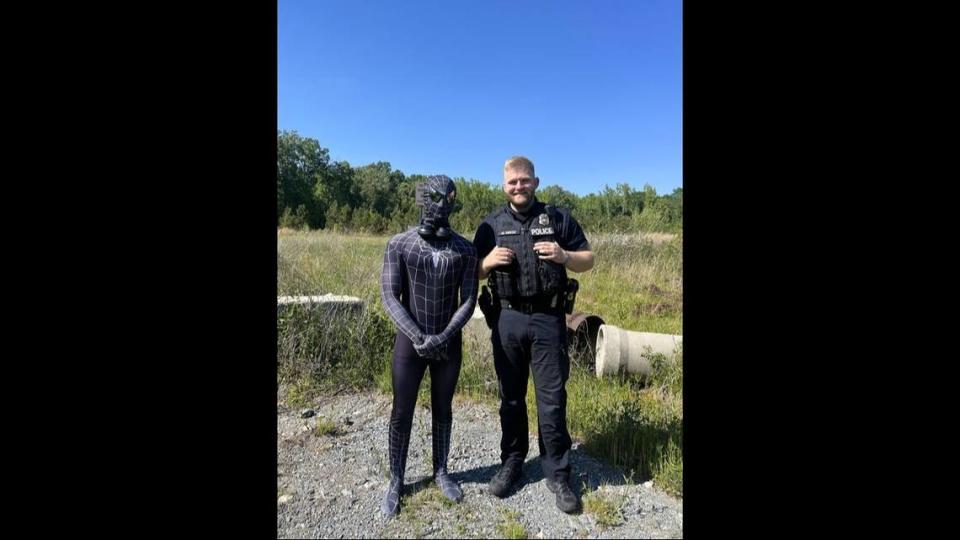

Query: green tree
279;205;309;230
277;130;330;228
537;184;580;212
450;178;505;234
352;161;404;218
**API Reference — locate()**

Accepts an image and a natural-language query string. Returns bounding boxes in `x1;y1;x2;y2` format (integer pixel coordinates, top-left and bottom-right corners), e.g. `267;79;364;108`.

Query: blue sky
278;0;682;196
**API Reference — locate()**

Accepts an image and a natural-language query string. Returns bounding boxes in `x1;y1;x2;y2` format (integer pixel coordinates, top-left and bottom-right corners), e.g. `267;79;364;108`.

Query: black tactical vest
489;204;568;299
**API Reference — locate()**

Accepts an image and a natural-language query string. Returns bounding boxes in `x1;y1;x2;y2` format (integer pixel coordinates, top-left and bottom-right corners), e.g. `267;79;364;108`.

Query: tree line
278;130;682;234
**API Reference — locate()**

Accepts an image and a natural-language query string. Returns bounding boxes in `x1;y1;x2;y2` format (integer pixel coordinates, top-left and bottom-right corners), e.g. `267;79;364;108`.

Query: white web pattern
380;228;478;344
432;419;463;501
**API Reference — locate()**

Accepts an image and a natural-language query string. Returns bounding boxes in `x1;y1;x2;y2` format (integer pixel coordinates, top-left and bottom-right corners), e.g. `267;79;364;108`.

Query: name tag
530;227;555;236
498;230;520;236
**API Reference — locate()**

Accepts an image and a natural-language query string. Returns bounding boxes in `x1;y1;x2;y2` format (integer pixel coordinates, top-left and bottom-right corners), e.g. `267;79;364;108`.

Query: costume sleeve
438;240;478;342
380;236;424;344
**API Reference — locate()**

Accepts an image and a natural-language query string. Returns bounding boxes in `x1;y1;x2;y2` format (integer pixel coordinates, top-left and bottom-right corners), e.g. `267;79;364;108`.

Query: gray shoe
380;478;403;517
435;469;463;502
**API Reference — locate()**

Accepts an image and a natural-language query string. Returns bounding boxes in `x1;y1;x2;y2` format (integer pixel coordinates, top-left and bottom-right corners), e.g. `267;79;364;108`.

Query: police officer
473;156;594;513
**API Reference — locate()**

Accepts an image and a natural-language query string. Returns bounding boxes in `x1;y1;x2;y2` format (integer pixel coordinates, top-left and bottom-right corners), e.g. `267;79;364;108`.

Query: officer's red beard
508;190;535;211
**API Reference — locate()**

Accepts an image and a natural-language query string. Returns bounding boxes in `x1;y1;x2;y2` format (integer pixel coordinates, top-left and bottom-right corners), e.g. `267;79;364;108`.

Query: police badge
538;213;550;225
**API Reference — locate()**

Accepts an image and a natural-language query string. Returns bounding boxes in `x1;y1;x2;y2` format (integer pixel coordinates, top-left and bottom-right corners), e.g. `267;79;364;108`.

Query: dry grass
642;232;676;244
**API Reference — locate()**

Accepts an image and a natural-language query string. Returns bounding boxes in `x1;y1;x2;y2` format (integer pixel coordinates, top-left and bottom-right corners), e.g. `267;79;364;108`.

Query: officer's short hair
504;156;535;177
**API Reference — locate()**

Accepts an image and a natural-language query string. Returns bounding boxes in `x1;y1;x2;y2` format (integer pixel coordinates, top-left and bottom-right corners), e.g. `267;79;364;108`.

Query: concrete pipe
276;294;364;316
566;312;606;364
595;324;682;378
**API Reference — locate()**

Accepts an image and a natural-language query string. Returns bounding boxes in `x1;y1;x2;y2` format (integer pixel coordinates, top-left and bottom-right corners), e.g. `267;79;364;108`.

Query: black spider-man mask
418;175;457;239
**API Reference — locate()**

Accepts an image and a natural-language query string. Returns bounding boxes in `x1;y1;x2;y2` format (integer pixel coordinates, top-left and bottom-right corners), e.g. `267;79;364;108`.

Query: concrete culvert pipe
566;312;605;365
595;324;682;378
277;294;364;316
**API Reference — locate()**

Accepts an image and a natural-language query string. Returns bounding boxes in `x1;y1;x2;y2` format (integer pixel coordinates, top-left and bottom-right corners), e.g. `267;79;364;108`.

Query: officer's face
503;166;538;208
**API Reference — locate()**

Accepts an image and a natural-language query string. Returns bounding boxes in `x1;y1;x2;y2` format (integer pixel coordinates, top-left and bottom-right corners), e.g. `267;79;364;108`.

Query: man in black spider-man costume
378;174;478;517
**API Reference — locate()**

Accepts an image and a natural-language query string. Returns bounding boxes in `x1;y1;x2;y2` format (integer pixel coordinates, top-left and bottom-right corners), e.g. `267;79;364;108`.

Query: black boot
488;461;522;498
545;477;581;514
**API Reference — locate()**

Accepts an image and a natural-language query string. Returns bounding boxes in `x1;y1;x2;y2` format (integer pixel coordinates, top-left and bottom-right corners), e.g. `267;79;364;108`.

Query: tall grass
575;231;682;335
277;302;394;401
277;230;395;397
564;350;683;495
277;229;683;496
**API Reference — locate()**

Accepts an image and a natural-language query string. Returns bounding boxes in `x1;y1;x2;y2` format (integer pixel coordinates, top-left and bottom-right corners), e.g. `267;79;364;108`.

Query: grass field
277;228;683;496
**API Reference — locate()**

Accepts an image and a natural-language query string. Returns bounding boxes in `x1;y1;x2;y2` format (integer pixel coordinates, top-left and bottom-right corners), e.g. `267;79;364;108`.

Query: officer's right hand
482;247;515;273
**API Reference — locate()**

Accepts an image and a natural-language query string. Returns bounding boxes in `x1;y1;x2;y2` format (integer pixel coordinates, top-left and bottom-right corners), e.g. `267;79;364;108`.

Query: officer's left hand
534;241;569;265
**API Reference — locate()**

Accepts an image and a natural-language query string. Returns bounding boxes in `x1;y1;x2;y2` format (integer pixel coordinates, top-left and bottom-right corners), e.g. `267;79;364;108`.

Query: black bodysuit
378;175;478;514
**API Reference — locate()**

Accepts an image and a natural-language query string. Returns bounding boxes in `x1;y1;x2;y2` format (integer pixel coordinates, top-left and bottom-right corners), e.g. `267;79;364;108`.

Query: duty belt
499;295;562;314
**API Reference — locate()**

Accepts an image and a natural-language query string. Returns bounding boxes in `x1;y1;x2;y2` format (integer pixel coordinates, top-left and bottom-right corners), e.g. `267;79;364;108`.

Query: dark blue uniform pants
492;307;572;482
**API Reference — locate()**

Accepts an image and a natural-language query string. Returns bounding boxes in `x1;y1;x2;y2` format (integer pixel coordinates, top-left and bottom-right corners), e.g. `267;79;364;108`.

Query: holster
478;285;500;329
563;278;579;315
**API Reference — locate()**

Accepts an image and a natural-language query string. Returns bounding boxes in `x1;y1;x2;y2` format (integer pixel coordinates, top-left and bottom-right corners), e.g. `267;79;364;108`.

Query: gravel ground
277;392;682;539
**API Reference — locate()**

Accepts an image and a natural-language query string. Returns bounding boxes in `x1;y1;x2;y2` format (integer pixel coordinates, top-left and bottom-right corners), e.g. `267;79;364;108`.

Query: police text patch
530;227;555;236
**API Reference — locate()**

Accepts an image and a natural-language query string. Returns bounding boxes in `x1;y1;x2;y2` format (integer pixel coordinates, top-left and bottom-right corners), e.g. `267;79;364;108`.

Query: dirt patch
633;302;676;316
